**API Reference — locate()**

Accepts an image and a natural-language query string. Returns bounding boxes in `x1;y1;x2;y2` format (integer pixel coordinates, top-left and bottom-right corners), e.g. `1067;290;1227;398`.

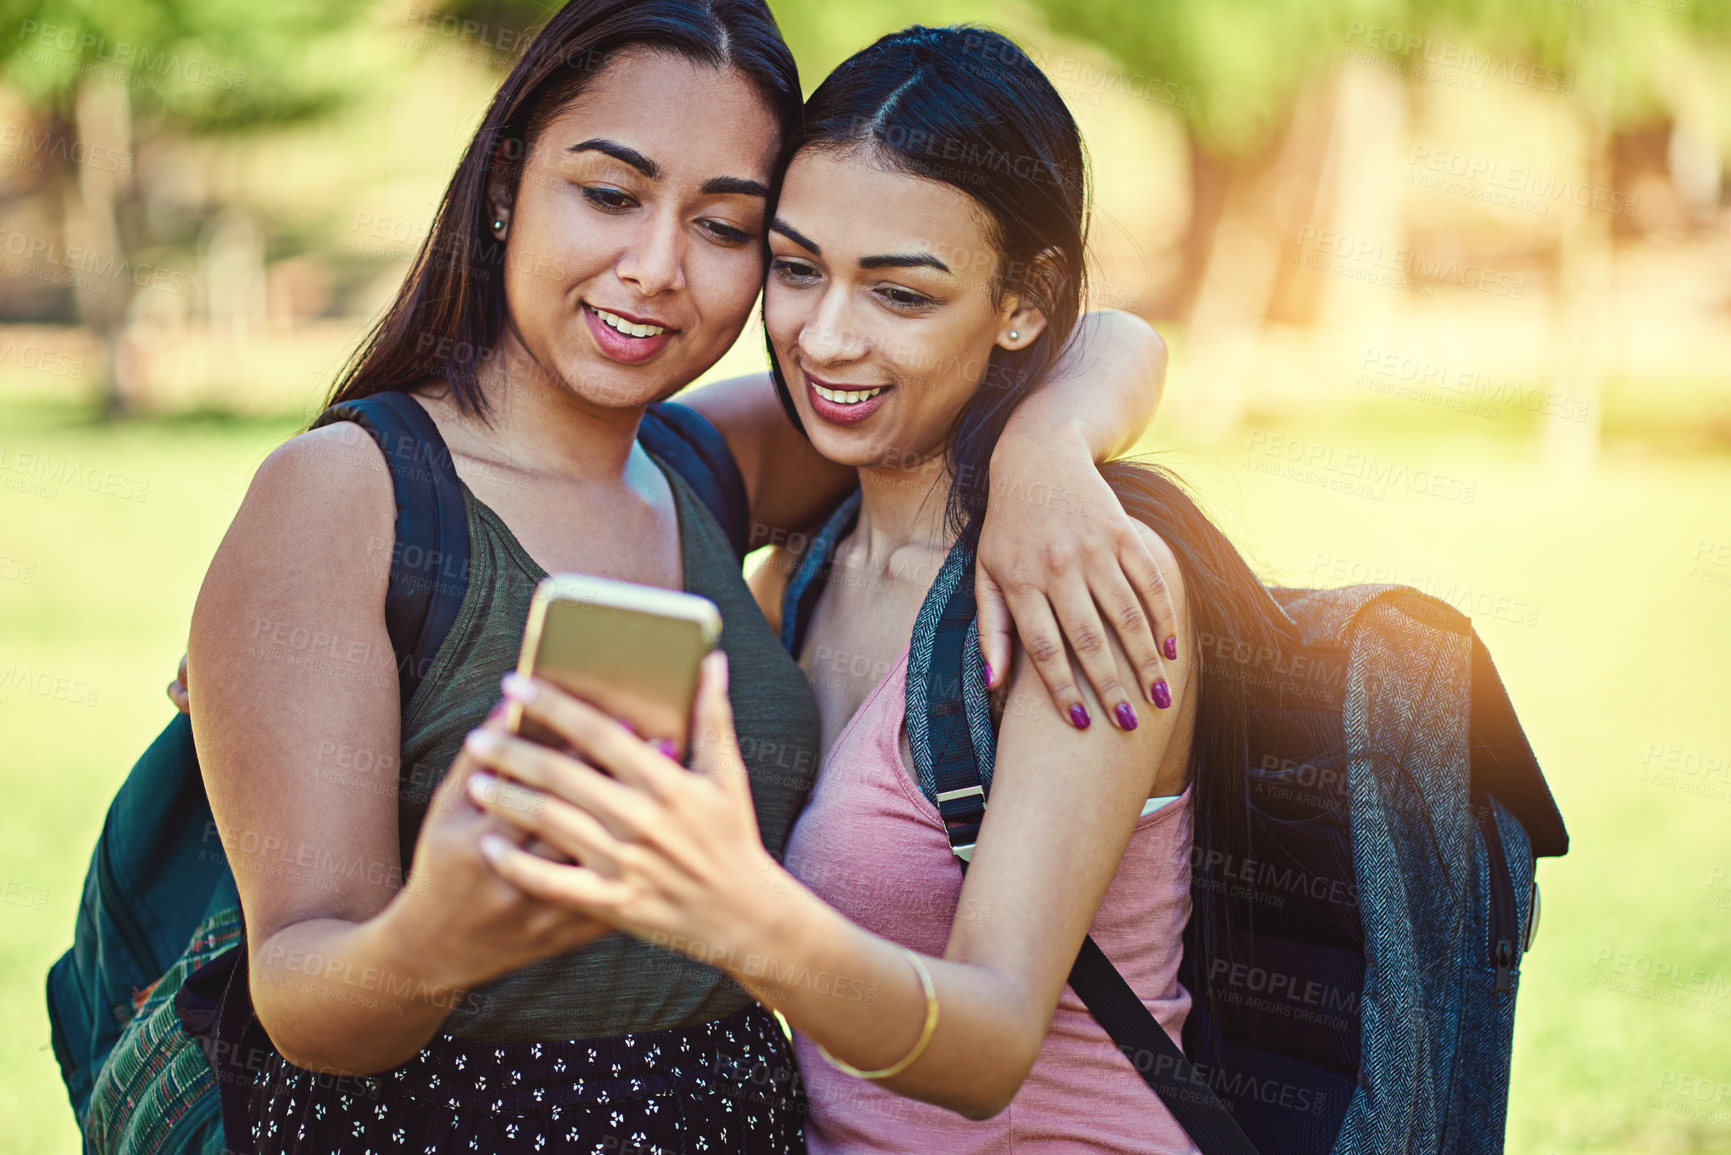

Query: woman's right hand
174;635;596;992
173;589;601;991
378;707;613;995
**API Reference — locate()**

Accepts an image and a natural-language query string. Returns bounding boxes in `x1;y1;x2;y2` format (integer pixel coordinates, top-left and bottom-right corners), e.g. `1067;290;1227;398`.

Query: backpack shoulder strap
904;542;1260;1155
639;400;752;561
310;391;470;711
777;489;862;658
905;547;994;858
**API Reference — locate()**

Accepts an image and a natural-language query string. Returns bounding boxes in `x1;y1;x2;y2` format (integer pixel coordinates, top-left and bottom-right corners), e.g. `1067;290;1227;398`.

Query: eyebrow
770;219;953;276
769;218;821;254
570;138;768;198
859;252;953;275
570;138;657;178
701;176;771;198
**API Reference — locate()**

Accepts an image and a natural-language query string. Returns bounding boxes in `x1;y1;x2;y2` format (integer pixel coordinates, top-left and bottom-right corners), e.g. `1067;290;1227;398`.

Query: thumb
974;568;1010;689
690;652;749;799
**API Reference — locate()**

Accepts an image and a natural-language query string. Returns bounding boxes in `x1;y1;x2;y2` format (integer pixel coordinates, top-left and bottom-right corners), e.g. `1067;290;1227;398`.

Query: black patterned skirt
246;1003;806;1154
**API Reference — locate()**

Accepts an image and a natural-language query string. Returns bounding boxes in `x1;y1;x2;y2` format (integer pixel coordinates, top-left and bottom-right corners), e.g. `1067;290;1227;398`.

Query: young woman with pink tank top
461;24;1296;1152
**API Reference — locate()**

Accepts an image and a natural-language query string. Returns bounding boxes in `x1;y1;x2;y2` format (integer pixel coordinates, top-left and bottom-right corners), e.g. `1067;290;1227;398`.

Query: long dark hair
327;0;801;419
1099;461;1299;1030
767;25;1088;545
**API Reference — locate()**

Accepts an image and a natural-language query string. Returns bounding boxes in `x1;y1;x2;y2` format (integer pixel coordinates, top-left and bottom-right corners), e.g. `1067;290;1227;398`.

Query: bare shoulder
195;424;397;632
254;422;394;505
238;424;396;559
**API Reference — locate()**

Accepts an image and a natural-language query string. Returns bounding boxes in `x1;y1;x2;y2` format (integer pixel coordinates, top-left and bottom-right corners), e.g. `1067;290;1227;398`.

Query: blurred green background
2;0;1729;1151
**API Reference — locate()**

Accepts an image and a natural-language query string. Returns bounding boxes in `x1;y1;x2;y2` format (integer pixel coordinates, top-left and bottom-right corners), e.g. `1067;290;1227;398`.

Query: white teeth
813;383;885;404
591;306;666;338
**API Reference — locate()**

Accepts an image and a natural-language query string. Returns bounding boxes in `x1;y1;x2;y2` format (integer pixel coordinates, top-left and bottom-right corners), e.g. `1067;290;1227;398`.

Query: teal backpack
46;391;751;1153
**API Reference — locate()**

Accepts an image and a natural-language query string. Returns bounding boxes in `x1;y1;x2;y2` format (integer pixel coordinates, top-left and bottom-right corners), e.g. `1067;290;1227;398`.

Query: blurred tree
1017;0;1731;447
1401;0;1731;467
0;0;372;416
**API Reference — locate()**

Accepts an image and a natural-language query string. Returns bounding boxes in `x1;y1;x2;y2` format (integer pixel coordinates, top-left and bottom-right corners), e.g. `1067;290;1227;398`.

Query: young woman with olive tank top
177;2;1176;1150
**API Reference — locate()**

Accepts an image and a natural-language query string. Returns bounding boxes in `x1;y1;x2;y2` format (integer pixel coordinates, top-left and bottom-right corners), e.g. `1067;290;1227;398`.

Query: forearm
249;903;464;1075
1001;309;1166;464
724;863;1043;1120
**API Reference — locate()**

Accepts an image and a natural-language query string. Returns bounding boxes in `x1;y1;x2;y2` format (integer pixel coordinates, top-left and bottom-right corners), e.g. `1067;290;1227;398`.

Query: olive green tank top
395;455;821;1042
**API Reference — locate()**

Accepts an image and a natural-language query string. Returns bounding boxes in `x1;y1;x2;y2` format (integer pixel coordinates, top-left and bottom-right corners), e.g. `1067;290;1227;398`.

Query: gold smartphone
506;574;722;759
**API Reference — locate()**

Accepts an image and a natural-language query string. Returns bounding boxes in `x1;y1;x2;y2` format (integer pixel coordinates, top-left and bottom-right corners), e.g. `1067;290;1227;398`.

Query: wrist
722;859;823;1006
368;888;473;1003
992;414;1091;480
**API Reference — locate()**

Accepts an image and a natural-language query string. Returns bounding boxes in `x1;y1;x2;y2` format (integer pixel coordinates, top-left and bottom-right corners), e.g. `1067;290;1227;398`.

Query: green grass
2;389;1728;1153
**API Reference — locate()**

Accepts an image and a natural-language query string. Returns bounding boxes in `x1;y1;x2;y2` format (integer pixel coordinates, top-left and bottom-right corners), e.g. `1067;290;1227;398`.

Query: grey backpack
784;479;1566;1154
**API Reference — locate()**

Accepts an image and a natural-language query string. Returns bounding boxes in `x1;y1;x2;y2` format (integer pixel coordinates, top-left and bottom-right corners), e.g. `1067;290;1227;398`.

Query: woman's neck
849;454;957;579
452;338;647;483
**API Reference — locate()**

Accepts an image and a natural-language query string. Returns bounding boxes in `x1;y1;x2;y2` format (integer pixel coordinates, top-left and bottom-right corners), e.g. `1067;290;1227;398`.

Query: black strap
926;562;1260;1154
639;400;752;561
1069;938;1260;1154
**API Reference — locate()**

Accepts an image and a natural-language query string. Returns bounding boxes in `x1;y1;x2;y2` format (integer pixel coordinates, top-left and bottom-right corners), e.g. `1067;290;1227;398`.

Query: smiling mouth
585;303;672;338
808;380;890;405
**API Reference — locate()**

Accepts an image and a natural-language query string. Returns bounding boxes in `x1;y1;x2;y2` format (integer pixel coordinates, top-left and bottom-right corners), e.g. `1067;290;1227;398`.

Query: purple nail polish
1153;680;1172;710
651;738;679;758
1114;702;1138;731
1163;636;1178;661
1069;704;1091;730
983;661;994;686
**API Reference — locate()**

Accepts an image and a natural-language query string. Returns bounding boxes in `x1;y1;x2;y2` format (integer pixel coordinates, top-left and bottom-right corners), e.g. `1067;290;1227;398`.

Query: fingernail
1114;702;1138;731
478;833;511;863
1153;680;1172;710
485;701;508;723
1068;704;1091;730
467;770;494;800
983;661;994;686
465;729;500;756
1163;636;1178;661
501;672;536;702
651;738;679;759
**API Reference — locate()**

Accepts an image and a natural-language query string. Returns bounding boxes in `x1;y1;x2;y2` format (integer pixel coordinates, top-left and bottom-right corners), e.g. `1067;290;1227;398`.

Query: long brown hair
326;0;801;420
1099;460;1299;1042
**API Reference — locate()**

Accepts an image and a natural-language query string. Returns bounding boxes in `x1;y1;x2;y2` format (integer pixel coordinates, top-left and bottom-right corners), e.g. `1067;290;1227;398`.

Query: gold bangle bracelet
816;946;939;1080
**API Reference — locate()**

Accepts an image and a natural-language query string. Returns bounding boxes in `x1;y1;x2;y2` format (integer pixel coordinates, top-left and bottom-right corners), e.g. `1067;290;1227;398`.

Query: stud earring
1008;329;1020;341
492;218;507;238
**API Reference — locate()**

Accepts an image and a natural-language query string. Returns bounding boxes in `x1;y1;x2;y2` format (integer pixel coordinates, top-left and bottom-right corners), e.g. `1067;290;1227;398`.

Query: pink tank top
783;648;1201;1153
